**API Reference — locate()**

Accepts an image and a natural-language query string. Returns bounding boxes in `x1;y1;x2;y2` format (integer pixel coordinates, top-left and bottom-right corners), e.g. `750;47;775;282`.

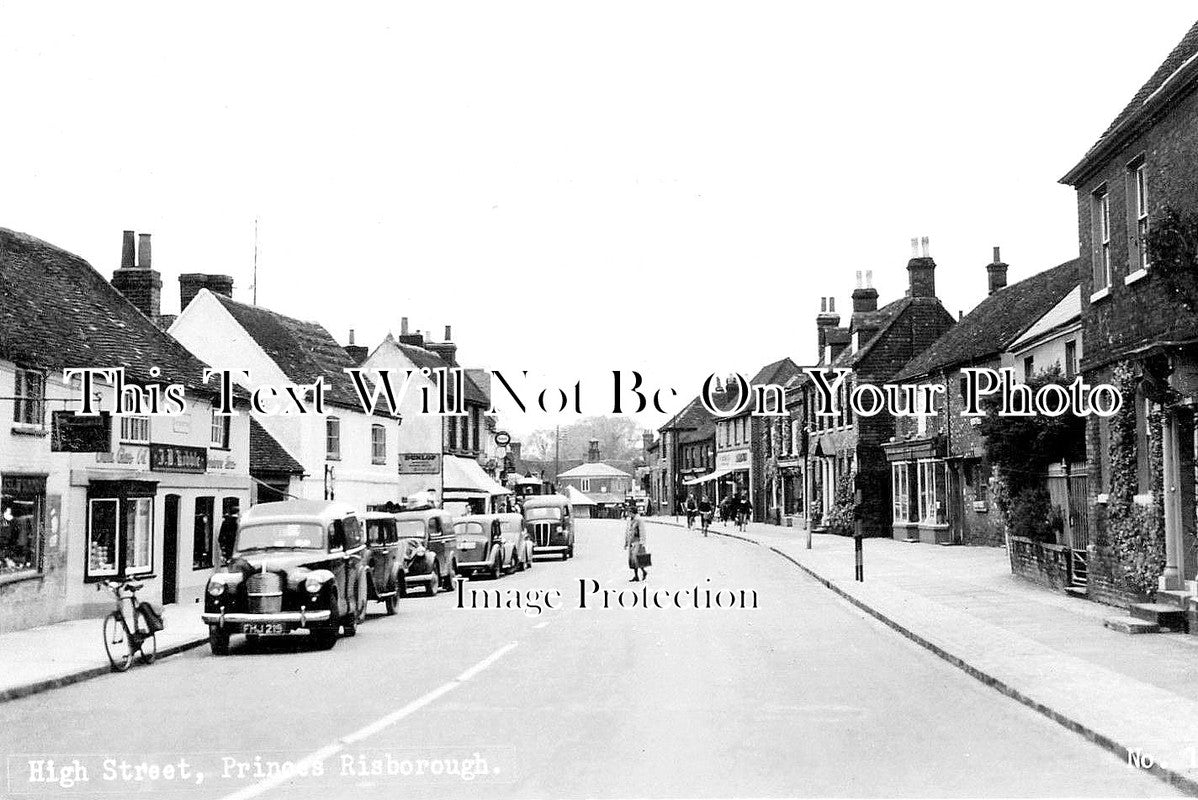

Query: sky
2;2;1196;441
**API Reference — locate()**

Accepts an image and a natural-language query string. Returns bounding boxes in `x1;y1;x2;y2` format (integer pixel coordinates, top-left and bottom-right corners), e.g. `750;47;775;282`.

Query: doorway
162;494;180;605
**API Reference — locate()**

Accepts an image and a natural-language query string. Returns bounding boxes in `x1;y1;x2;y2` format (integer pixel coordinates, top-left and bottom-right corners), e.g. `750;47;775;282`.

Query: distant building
556;440;634;516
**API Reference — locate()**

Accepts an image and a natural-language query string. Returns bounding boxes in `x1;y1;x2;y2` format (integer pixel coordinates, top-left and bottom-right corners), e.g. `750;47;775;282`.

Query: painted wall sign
149;443;207;473
399;452;442;475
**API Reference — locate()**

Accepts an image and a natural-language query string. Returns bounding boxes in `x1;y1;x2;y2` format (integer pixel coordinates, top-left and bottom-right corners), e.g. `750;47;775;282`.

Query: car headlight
207;582;224;597
207;574;239;595
304;569;335;593
415;546;427;557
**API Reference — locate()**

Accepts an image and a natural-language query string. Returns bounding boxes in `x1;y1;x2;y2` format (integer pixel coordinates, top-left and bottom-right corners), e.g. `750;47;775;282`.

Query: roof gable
895;259;1080;381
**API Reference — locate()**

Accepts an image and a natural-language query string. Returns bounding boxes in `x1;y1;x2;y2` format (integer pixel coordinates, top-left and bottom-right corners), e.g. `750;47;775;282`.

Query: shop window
210;412;230;449
86;482;156;579
326;417;341;460
13;368;46;427
193;496;215;570
371;424;387;464
917;460;947;525
1;475;46;576
120;415;151;444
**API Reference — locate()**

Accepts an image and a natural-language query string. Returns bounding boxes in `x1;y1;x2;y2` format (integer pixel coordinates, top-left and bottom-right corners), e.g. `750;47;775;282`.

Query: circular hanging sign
494;431;512;447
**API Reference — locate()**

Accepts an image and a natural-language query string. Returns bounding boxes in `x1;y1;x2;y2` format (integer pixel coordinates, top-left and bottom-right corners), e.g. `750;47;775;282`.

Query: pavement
0;603;209;703
0;519;1178;798
652;514;1198;796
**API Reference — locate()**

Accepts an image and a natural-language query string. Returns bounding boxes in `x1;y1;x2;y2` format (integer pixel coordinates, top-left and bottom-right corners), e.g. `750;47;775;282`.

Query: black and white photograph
5;2;1198;798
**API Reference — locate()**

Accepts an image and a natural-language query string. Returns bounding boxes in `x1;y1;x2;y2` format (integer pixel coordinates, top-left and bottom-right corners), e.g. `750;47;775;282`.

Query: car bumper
404;572;437;583
532;545;568;553
202;610;332;626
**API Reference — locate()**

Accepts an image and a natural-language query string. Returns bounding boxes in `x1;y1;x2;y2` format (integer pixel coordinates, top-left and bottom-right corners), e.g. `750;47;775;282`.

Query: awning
683;465;741;485
443;455;512;498
562;485;596;506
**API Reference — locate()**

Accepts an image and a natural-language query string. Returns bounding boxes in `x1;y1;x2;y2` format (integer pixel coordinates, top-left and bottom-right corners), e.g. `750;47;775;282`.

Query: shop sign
399;453;442;475
96;445;149;467
149;443;207;473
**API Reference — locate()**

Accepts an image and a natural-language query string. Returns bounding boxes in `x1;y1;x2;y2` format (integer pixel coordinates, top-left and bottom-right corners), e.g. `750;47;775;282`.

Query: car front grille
247;571;283;613
532;523;552;547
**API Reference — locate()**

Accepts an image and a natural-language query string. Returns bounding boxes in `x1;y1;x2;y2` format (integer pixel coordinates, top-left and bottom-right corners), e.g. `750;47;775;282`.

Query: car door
343;515;367;609
329;519;350;615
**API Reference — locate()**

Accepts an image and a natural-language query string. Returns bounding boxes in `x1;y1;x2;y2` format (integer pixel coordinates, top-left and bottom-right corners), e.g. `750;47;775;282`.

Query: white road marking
218;641;519;800
533;621;549;629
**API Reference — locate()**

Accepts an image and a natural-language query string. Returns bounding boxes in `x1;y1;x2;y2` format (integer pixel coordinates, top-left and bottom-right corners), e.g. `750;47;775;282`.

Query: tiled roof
1009;286;1081;352
1064;20;1198;182
0;227;215;393
558;461;633;479
835;297;911;368
894;260;1080;382
250;418;305;475
750;356;802;387
381;335;487;406
212;293;369;411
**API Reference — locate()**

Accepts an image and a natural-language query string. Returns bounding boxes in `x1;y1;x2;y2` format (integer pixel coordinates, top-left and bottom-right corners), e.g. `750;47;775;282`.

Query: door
949;465;966;544
1066;463;1090;586
162;494;180;605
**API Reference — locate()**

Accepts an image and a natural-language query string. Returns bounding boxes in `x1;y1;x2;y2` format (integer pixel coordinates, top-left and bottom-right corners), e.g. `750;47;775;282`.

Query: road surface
0;519;1176;798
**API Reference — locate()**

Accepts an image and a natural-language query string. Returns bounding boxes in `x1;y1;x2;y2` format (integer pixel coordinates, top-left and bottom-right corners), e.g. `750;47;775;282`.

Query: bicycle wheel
103;612;133;672
136;610;158;664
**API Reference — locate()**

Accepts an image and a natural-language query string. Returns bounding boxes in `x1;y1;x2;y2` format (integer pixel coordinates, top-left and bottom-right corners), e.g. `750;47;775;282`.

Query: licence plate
459;542;475;549
243;622;287;636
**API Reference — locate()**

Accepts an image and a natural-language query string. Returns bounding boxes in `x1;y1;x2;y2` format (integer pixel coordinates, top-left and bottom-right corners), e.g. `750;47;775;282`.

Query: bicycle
101;579;161;672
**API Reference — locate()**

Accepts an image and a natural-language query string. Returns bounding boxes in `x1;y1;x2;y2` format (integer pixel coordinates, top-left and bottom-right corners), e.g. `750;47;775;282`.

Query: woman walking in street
736;492;752;532
697;496;713;537
625;502;649;581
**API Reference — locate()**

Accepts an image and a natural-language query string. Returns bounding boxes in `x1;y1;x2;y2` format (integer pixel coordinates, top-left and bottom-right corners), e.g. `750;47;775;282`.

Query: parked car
363;512;403;615
454;512;531;578
201;500;369;654
395;508;459;596
522;494;575;560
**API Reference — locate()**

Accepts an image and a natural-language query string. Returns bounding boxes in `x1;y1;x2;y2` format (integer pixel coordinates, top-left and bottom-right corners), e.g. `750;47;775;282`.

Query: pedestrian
736;492;752;532
684;493;698;529
624;502;649;581
697;496;713;537
217;511;239;562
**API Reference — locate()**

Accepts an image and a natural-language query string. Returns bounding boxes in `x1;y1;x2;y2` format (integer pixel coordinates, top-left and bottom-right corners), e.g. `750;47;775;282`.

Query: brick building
806;244;956;537
889;253;1080;546
1060;20;1198;606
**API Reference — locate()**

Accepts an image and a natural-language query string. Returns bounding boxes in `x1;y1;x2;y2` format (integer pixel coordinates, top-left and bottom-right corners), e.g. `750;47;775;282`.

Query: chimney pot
921;236;930;258
866;269;873;288
828;297;835;313
120;230;136;269
349;329;356;345
401;317;409;335
910;238;920;257
444;325;452;341
137;233;152;269
993;246;1001;263
986;246;1009;295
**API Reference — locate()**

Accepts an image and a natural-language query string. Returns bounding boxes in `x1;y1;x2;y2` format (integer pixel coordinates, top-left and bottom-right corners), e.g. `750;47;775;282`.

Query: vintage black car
395;508;459;596
363;512;403;614
453;512;531;579
202;500;369;653
522;494;575;560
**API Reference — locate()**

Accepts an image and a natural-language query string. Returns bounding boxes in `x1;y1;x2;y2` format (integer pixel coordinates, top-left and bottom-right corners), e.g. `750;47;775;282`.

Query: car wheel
384;594;398;615
312;625;338;650
209;625;230;657
444;563;457;592
492;553;504;580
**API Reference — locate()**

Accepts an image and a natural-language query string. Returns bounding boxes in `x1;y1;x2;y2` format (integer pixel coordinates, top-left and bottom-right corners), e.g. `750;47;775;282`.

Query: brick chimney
111;230;163;321
851;270;878;313
907;236;937;298
642;431;655;454
344;329;368;364
986;246;1008;295
816;296;841;360
180;273;234;311
397;316;424;347
427;325;458;366
587;439;601;463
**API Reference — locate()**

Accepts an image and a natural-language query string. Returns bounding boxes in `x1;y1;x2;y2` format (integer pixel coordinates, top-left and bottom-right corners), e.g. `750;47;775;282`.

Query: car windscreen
454;521;486;536
366;519;393;545
236;522;325;552
525;507;562;521
395;520;427;540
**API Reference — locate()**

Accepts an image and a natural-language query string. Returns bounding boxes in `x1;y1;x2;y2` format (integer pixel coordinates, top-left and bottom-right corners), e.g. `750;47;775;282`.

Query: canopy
683;466;740;486
443;455;512;498
562;485;596;506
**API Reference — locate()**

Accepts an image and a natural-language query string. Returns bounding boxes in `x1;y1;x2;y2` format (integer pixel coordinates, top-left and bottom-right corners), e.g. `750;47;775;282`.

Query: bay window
917;460;947;525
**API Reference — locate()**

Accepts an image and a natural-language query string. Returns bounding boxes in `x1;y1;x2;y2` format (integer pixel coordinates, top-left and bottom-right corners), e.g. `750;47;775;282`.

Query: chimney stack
344;329;368;364
111;229;162;321
907;235;937;298
397;316;425;347
986;246;1008;295
851;269;879;313
642;431;655;454
179;273;234;311
587;439;601;463
816;296;842;360
427;324;459;366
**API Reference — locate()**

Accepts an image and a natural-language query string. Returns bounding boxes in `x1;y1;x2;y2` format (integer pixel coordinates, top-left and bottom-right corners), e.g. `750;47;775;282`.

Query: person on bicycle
684;493;698;529
697;496;713;536
735;492;752;531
